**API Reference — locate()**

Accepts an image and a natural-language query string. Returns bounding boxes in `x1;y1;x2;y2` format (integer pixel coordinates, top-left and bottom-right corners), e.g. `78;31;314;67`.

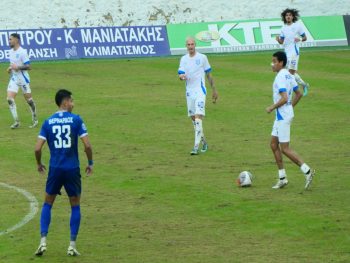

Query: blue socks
70;205;81;241
40;203;81;241
40;203;52;237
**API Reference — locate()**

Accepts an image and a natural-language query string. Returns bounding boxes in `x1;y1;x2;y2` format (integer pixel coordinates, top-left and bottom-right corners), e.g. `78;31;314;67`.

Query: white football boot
272;178;289;189
304;169;315;190
35;243;47;256
67;245;81;256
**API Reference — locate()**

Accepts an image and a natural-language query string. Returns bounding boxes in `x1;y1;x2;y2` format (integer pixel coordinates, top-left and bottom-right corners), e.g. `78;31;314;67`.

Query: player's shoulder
180;53;189;60
64;111;83;120
280;68;290;76
196;52;207;58
17;46;28;54
276;69;289;80
46;111;81;120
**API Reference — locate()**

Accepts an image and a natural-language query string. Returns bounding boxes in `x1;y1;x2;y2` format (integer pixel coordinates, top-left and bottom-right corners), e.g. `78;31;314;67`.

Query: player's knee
280;146;289;155
7;97;15;105
69;196;80;206
27;98;34;105
270;141;278;150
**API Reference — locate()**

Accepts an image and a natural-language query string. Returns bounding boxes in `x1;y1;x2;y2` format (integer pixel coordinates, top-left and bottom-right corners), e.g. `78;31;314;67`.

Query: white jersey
273;68;298;121
280;22;306;57
9;47;30;85
178;52;211;97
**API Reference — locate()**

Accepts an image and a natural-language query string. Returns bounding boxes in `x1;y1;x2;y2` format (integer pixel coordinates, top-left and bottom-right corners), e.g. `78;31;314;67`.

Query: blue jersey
38;111;88;169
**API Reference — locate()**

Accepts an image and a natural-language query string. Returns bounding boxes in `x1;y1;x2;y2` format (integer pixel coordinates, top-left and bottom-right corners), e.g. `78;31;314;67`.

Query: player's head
9;33;20;48
271;51;287;72
281;8;299;24
186;37;196;55
55;89;74;112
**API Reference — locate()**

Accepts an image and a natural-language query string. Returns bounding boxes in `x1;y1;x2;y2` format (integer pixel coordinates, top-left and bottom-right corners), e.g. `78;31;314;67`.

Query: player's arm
294;34;307;43
295;24;307;42
178;71;186;80
206;72;218;103
11;62;31;71
301;34;307;42
34;138;47;174
266;91;288;113
292;87;303;107
178;57;187;80
81;135;93;175
275;35;284;44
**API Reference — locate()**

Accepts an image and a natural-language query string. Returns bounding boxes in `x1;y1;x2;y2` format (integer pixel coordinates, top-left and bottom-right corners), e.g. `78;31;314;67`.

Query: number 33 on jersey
38;111;88;169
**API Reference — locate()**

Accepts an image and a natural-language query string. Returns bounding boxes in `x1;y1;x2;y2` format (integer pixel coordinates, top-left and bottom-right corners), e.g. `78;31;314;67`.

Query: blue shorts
46;167;81;197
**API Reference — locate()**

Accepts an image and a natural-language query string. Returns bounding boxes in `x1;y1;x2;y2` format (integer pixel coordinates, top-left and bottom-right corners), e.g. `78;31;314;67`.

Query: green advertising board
166;16;348;54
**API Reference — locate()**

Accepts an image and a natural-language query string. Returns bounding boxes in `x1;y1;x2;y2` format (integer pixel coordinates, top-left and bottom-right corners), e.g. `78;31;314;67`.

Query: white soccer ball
237;171;253;187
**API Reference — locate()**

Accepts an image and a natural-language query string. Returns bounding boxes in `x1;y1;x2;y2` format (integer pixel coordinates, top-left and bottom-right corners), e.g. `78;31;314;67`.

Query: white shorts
271;118;293;143
186;94;206;117
7;79;31;94
287;55;299;71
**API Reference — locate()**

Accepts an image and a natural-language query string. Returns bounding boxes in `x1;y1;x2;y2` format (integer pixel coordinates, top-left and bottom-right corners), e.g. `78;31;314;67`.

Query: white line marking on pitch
0;182;39;236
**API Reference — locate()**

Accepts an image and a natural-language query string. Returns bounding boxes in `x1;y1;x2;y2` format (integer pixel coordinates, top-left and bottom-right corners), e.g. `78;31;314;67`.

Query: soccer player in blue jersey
34;89;93;256
266;51;314;190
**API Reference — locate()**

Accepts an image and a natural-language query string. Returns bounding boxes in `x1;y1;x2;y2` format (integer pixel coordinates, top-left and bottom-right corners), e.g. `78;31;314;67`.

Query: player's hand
275;35;280;42
37;164;46;175
266;106;274;113
179;74;186;80
294;37;301;43
85;165;93;176
10;64;19;71
212;89;218;104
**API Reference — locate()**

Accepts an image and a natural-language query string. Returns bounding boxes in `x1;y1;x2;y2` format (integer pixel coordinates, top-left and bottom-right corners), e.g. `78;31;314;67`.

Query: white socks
7;98;19;122
70;241;76;248
194;118;203;149
40;236;47;245
300;163;311;175
294;73;306;86
193;119;206;147
278;169;286;179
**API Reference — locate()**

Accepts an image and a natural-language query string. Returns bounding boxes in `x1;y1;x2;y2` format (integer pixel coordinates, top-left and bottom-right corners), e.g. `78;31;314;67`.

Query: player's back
39;111;88;170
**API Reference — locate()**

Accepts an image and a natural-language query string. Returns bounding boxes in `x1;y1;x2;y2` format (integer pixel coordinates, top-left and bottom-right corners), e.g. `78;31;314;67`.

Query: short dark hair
273;51;287;67
281;8;300;23
55;89;72;106
10;33;20;40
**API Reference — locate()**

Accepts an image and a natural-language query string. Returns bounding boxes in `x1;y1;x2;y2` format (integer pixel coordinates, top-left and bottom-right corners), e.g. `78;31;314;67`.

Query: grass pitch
0;47;349;263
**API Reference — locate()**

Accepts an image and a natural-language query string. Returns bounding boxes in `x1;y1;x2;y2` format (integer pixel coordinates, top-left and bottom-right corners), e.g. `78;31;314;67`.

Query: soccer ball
237;171;253;187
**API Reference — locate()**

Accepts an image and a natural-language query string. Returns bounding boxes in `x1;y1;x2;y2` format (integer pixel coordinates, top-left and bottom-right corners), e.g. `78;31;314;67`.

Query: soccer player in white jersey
266;51;315;189
178;37;218;155
276;8;310;96
6;33;38;129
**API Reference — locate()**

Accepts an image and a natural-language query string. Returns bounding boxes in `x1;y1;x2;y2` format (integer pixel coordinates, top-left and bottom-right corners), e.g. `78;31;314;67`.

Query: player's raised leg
294;73;309;96
280;143;315;189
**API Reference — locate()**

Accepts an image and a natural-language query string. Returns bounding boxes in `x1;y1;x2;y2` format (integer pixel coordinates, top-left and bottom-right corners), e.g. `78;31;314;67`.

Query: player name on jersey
48;117;74;125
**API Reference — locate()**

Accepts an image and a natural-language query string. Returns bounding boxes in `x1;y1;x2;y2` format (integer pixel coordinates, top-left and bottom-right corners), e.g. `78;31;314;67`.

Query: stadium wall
0;0;349;29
